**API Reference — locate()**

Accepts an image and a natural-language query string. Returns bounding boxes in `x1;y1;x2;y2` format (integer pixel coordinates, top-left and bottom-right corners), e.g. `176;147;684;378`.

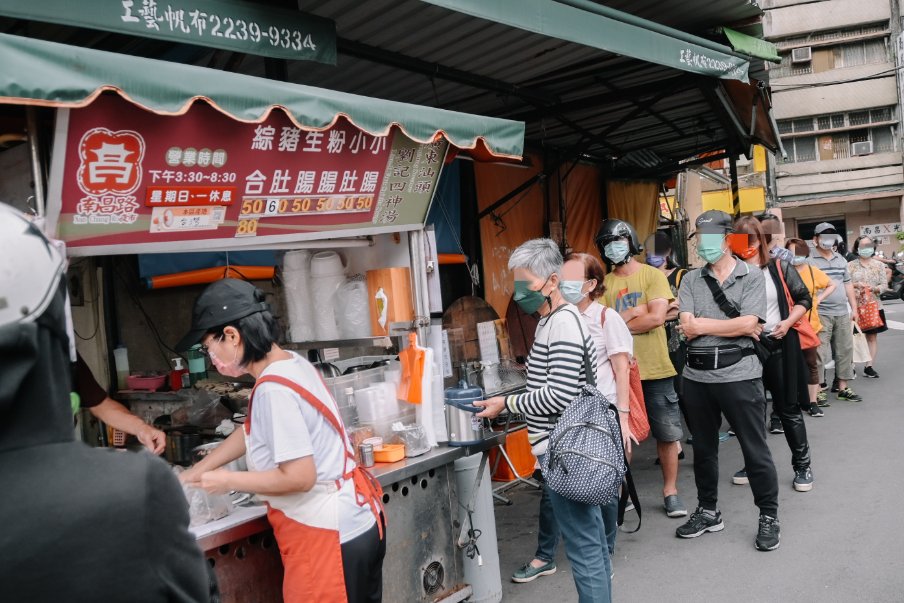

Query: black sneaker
837;387;863;402
732;468;749;485
676;507;724;538
755;515;781;551
769;416;784;434
793;467;814;492
831;378;840;393
808;404;824;418
864;366;880;378
819;382;828;392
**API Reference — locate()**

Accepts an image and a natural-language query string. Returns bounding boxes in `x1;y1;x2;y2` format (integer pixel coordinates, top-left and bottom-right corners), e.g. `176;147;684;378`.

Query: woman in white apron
178;279;385;602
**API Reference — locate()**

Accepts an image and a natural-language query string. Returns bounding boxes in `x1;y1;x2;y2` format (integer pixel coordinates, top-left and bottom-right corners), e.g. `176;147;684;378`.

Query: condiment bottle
169;357;188;391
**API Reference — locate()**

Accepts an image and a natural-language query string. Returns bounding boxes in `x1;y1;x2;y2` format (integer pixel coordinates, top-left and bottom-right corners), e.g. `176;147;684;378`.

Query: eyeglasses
199;334;224;358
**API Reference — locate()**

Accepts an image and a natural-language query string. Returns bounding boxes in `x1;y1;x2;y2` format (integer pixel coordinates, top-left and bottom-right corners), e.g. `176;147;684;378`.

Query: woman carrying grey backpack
475;238;613;603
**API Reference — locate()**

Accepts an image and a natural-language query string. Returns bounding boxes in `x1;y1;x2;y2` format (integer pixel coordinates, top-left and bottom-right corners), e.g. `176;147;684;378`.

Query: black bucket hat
176;279;270;351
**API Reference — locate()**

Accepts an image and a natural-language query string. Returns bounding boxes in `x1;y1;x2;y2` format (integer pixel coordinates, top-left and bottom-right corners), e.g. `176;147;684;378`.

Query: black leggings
764;349;811;471
341;516;386;603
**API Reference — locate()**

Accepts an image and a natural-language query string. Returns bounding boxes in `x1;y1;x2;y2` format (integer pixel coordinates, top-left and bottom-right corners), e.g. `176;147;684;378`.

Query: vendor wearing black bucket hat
177;278;386;603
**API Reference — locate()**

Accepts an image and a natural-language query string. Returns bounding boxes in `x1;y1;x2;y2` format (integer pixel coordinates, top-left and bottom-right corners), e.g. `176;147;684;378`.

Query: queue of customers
477;210;883;603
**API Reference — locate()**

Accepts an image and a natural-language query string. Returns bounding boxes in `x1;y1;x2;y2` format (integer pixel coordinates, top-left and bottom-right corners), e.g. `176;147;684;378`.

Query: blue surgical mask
858;247;875;258
646;254;666;268
560;280;589;304
697;233;727;264
604;240;631;264
791;255;808;266
770;246;793;262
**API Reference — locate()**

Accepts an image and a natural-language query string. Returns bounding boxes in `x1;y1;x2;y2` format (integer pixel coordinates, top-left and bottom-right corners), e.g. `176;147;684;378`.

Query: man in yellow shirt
597;219;686;519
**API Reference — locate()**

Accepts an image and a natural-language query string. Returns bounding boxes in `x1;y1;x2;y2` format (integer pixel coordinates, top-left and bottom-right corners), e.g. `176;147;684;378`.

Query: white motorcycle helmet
0;202;66;330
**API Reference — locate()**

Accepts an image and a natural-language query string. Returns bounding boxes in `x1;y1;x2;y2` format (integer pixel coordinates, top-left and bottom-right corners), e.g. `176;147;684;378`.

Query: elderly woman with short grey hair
475;238;611;603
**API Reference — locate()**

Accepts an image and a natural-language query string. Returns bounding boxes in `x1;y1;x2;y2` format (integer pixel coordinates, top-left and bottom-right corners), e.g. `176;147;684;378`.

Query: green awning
421;0;751;82
723;27;781;63
0;33;524;160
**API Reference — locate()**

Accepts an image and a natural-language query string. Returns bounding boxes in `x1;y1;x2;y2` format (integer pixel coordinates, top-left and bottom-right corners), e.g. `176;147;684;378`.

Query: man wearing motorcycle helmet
596;219;687;519
0;202;210;602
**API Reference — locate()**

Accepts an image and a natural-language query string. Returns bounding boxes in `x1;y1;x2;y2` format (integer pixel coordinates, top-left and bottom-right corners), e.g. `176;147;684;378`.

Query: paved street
495;299;904;602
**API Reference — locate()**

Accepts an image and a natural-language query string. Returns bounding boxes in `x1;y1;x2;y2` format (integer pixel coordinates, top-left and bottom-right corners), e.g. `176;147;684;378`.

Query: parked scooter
879;251;904;301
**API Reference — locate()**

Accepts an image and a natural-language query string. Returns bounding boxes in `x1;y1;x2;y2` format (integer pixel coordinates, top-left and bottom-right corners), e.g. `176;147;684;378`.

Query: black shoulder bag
701;274;771;365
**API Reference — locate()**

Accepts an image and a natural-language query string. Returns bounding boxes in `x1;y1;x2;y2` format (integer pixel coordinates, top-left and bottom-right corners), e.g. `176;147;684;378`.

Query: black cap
176;279;270;351
688;210;734;238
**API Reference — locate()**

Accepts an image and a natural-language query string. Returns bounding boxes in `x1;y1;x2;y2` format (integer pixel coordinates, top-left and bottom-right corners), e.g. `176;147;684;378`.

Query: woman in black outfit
730;216;815;493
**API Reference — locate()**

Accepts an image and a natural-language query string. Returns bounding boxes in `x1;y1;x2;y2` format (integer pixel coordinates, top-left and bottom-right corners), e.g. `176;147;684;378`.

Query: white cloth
249;352;374;543
762;267;782;333
580;303;634;403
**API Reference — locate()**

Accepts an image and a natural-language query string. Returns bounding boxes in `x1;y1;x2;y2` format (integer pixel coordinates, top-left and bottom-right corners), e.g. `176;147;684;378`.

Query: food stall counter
371;432;507;487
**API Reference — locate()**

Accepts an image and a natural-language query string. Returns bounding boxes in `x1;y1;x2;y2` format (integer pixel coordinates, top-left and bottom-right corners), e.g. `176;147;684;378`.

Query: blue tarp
137;251;277;279
426;160;462;255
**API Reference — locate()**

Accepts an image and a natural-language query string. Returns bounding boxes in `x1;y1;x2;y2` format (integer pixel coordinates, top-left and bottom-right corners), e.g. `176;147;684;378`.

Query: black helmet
595;219;642;257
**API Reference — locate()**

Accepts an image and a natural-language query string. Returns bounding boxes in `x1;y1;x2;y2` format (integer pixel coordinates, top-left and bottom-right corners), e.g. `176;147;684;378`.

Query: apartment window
777;120;793;135
834;38;888;68
817;116;831;130
782;136;817;163
850;111;871;126
831;114;846;128
849;129;869;144
872;126;895;152
871;107;892;122
792;118;814;132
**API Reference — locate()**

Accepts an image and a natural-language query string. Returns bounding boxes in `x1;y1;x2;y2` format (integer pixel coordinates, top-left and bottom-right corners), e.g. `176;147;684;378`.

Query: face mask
858;247;875;258
560;280;589;304
791;255;808;266
208;342;245;378
604;240;631;264
697;233;727;264
514;278;551;315
818;235;835;250
646;254;666;268
728;234;757;260
771;246;793;262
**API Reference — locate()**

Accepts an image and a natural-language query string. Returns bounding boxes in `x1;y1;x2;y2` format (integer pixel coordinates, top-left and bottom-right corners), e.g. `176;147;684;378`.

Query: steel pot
444;380;488;446
165;426;201;466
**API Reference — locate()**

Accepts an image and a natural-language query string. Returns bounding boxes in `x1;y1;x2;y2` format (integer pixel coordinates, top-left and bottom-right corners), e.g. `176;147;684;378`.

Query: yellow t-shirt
796;264;831;333
602;263;676;380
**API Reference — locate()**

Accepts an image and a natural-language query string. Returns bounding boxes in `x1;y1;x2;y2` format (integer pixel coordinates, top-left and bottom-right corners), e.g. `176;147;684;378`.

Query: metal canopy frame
0;0;780;179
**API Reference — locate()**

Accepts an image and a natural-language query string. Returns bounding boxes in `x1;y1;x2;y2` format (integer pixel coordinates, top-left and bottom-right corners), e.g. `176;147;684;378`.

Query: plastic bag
852;323;872;364
186;389;231;428
392;422;431;457
336;276;372;339
172;466;234;527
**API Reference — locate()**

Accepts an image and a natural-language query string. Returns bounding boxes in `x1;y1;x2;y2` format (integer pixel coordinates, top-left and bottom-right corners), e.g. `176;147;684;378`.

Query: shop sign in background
48;95;447;254
0;0;336;64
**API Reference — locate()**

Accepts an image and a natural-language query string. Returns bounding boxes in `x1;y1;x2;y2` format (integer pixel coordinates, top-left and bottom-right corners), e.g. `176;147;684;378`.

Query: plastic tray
374;444;405;463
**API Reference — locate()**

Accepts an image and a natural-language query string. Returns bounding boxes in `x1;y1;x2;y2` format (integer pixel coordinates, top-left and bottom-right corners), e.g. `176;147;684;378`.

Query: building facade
763;0;904;254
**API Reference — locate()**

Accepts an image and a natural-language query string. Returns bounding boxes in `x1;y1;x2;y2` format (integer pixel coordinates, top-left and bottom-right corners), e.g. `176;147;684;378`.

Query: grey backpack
540;311;629;508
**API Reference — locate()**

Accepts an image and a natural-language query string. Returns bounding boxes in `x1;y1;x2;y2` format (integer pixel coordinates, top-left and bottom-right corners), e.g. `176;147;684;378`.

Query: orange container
489;428;536;481
365;267;414;336
373;444;406;463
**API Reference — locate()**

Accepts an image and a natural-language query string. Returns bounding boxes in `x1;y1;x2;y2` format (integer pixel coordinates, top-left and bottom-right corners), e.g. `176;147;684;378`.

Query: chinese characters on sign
51;95;447;253
860;223;902;237
0;1;336;64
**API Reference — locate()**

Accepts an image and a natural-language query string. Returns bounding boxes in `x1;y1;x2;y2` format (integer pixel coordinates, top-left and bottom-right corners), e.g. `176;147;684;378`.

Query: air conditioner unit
851;140;874;156
791;47;812;63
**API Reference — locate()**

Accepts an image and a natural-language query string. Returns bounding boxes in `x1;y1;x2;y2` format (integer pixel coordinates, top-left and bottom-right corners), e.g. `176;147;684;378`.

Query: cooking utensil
164;426;201;466
444;380;488;446
314;362;342;378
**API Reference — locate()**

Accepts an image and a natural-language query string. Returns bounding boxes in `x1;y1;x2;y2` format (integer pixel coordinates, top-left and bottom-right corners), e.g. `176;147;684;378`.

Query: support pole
26;107;46;217
728;151;741;217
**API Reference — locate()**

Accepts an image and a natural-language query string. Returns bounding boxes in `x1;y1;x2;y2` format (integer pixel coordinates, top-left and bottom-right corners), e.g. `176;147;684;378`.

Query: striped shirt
808;250;851;317
505;304;597;456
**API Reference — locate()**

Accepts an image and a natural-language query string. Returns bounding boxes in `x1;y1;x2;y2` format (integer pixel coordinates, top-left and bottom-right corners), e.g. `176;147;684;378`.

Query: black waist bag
702;275;770;365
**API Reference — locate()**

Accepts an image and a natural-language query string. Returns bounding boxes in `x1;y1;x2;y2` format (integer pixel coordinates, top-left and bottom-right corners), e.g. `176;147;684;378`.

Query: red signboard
48;95;447;254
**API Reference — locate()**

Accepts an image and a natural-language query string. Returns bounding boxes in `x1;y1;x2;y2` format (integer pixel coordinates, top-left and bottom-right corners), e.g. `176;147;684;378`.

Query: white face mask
817;235;836;250
208;340;245;377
